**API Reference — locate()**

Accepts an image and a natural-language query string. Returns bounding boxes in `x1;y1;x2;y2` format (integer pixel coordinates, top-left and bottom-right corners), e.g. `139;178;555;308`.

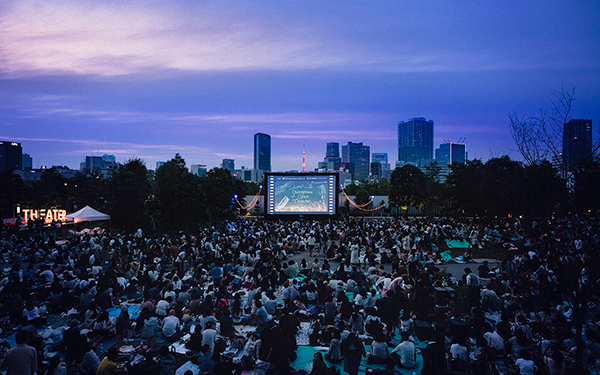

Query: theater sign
21;208;67;223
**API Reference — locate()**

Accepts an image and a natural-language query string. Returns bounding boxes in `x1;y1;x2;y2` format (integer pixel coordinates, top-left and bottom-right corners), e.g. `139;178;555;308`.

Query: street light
371;196;375;218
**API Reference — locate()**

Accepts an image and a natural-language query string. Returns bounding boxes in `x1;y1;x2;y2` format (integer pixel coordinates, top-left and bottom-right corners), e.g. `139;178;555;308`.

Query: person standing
0;330;37;375
341;333;365;375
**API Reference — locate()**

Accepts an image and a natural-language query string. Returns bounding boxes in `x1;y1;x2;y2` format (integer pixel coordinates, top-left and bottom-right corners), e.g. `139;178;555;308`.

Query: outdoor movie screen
266;173;337;216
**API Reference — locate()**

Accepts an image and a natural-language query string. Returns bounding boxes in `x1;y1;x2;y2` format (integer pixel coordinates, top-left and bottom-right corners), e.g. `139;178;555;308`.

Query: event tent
66;206;110;223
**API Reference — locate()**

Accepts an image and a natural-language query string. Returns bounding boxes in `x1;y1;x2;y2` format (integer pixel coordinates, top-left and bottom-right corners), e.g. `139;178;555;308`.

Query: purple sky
1;0;599;171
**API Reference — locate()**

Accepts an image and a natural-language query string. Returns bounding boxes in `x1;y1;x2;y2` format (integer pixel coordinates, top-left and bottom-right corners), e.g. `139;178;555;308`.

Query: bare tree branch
508;85;576;180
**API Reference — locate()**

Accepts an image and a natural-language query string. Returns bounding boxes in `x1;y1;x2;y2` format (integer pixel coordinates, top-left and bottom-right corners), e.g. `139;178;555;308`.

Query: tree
423;162;445;216
507;85;600;184
509;86;574;176
201;168;239;222
448;160;484;216
0;171;24;219
389;165;427;215
155;154;205;231
106;159;152;231
26;168;69;208
69;173;107;212
574;158;600;211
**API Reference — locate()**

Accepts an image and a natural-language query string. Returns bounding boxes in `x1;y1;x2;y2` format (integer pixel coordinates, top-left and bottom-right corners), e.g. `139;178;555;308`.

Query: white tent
66;206;111;223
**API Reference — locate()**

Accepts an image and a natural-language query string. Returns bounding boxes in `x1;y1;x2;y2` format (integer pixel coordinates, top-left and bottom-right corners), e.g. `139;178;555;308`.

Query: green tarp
445;239;471;248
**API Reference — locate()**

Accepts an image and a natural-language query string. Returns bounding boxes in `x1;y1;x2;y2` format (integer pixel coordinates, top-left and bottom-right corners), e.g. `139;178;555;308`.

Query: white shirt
391;340;416;368
162;315;180;338
450;343;467;360
155;300;169;316
484;331;504;351
202;328;217;351
515;358;535;375
466;272;480;287
40;270;54;283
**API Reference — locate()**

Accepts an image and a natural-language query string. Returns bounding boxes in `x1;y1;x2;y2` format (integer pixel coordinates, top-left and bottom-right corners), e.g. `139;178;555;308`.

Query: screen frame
264;172;339;220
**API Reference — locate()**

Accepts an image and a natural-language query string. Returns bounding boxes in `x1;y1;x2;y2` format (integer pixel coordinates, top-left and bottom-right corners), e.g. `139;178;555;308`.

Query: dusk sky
1;0;599;172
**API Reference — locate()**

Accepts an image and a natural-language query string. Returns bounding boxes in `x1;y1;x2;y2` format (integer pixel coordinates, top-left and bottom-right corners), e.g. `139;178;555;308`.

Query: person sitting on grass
390;332;416;369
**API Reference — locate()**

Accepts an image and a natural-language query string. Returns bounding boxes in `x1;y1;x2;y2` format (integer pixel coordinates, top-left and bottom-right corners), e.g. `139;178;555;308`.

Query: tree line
346;156;599;218
0;154;258;233
1;153;599;232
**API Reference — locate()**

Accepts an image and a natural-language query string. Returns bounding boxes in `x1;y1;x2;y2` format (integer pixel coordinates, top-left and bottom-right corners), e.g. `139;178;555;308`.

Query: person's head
206;321;214;329
15;330;28;344
107;347;119;361
401;331;410;342
313;352;324;364
201;344;211;354
160;346;170;357
520;348;531;360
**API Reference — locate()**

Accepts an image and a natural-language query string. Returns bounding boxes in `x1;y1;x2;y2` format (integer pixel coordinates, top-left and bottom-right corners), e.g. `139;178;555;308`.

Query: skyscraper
221;158;235;172
372;153;388;164
22;153;33;170
191;164;207;177
563;119;592;171
254;133;271;171
372;153;391;180
342;142;370;181
319;142;342;170
0;141;22;172
326;142;341;161
398;117;434;162
435;143;467;166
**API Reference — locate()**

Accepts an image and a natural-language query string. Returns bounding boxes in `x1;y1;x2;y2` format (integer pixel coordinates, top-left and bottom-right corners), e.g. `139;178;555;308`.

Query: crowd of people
0;212;599;375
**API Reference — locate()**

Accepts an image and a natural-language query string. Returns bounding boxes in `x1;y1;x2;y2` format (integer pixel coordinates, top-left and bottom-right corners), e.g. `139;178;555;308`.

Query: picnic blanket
107;304;141;320
445;239;471;248
440;251;453;263
290;345;423;374
175;360;199;375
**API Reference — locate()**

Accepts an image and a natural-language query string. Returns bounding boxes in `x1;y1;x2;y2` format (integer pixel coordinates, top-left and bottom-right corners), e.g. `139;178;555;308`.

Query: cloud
3;0;589;78
273;129;390;141
0;1;359;77
0;135;215;158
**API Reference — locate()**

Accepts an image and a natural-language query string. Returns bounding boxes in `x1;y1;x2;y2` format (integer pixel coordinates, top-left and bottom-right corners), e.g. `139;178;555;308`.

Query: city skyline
0;1;598;172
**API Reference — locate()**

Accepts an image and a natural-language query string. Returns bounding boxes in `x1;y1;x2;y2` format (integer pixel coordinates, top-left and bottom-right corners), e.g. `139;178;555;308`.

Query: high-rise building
0;141;22;172
22;153;33;170
80;155;117;175
372;153;391;180
398;117;434;162
156;161;166;170
371;162;382;180
326;142;341;161
81;156;103;172
191;164;207;177
435;143;467;166
563;119;592;171
342;142;370;181
372;153;388;164
319;142;342;170
102;154;116;163
221;158;235;172
254;133;271;171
